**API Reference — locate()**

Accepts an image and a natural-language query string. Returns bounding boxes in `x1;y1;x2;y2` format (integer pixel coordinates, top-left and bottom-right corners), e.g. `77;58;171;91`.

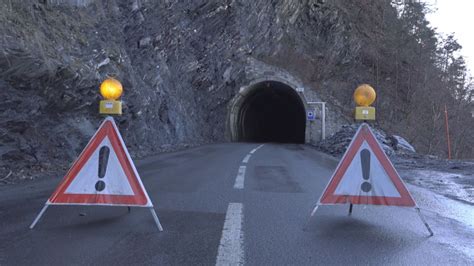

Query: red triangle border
319;124;416;206
48;118;149;206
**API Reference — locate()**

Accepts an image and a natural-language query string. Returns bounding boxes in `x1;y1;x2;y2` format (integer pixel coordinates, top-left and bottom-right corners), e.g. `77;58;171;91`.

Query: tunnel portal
236;81;306;143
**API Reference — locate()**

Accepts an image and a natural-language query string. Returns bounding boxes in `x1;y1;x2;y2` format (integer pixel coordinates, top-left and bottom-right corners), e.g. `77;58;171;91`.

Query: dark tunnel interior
237;81;306;143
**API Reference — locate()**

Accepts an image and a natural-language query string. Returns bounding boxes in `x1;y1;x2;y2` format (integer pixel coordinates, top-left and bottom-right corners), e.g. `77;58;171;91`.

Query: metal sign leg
348;204;353;216
303;204;320;231
310;204;320;217
30;204;49;229
415;208;434;236
150;208;163;232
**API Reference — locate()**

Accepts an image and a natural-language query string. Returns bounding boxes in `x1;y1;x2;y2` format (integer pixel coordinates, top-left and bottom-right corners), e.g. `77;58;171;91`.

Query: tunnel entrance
234;81;306;143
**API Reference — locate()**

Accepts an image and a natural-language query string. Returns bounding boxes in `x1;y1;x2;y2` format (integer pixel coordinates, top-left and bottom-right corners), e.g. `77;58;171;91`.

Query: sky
425;0;474;75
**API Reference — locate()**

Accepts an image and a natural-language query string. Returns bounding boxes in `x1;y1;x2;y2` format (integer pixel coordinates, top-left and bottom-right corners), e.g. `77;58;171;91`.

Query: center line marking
234;166;246;189
242;154;251;163
250;144;265;154
216;203;244;266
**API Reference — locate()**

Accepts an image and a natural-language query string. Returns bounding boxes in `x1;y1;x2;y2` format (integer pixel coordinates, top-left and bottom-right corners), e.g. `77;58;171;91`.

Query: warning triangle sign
319;123;416;206
48;117;152;207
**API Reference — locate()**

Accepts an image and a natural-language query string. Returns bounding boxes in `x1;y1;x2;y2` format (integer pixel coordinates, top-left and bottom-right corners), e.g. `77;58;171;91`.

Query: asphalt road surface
0;143;472;265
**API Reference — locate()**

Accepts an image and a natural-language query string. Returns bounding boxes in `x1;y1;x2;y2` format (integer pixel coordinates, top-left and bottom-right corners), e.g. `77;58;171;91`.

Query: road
0;143;472;265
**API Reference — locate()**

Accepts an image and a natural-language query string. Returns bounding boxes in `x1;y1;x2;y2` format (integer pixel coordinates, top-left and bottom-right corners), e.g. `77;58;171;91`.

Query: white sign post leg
415;207;434;236
30;204;49;229
150;208;163;232
310;204;320;217
303;204;320;230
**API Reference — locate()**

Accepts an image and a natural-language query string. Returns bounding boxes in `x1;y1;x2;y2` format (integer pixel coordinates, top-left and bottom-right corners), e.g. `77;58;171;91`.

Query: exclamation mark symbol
360;149;372;192
95;146;110;192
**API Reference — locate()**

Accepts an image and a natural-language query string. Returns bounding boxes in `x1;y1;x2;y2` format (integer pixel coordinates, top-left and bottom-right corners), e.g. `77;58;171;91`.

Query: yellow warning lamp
354;84;376;120
99;78;123;115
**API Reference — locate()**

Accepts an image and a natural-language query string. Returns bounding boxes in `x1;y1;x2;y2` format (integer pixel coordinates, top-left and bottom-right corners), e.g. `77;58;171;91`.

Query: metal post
415;208;434;236
444;104;452;160
150;208;164;232
303;204;320;231
306;101;327;141
310;204;320;217
30;204;49;229
322;102;326;140
309;120;312;143
348;203;353;216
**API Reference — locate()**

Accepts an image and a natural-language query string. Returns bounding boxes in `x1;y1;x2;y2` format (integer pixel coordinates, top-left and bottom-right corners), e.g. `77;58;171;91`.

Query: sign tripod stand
30;78;163;232
308;84;433;236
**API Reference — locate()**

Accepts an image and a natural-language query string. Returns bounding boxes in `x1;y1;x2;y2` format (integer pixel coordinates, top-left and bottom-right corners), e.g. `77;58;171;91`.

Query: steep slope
0;0;470;182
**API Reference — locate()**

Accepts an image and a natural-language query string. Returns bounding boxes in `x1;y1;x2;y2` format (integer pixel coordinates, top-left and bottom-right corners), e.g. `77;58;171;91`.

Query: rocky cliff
0;0;437;182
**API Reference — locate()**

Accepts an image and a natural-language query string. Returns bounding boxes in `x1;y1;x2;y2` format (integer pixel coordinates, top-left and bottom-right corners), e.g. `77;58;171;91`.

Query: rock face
0;0;398;181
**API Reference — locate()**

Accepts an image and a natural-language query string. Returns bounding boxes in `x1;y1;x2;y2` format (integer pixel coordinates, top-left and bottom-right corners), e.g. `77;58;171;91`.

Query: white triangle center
65;136;135;196
334;141;401;198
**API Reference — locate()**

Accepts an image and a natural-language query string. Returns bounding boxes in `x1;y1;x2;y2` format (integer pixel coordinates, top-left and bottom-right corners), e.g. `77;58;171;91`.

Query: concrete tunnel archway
229;80;306;143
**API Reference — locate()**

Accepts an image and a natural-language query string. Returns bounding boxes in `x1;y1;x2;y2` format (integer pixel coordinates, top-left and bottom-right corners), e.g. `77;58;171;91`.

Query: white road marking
234;166;246;189
249;144;264;154
242;154;251;163
216;203;244;266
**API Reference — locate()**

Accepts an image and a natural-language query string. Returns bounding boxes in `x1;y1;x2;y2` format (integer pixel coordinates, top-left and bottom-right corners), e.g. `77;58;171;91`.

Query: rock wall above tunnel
0;0;377;180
